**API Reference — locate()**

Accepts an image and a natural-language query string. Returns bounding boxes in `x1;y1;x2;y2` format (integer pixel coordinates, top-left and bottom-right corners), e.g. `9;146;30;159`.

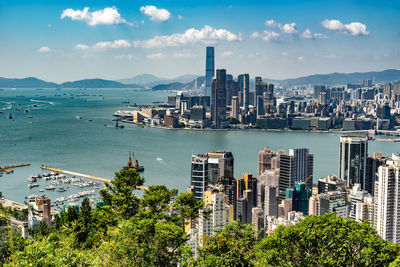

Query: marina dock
0;163;31;173
40;165;148;190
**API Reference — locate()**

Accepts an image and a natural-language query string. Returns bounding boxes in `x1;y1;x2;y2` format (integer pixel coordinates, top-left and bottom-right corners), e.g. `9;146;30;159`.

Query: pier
40;165;148;191
0;163;31;174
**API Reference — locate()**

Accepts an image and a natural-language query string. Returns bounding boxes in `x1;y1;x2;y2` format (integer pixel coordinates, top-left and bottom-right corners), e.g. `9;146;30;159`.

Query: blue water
0;88;399;205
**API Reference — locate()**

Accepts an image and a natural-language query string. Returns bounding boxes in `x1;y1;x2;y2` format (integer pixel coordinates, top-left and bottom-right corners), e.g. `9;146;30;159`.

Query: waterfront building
190;154;208;201
285;183;312;215
211;69;227;128
28;196;52;228
279;148;313;200
317;175;346;194
205;46;214;97
231;96;239;119
239;74;250;112
374;154;400;243
339;136;368;189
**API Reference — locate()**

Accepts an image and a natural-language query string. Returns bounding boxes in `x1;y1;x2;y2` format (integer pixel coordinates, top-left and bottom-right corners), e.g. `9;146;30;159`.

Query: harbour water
1;88;399;204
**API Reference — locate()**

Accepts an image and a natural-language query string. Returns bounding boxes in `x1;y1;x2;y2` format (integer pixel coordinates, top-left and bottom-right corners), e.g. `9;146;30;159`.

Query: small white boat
28;184;39;189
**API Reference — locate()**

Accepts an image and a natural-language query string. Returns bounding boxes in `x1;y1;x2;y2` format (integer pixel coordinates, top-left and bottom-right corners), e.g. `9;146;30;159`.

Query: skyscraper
238;74;250;112
374;154;400;243
211;69;227;128
279;148;313;200
207;151;234;184
205;47;215;97
339;136;368;189
231;96;239;119
190;154;208;201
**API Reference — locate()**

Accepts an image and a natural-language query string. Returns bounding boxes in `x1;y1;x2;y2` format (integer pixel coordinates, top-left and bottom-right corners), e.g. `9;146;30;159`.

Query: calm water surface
0;88;398;204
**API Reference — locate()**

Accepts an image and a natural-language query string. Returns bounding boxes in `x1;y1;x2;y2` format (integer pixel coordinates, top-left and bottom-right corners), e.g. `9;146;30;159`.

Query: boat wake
30;99;56;105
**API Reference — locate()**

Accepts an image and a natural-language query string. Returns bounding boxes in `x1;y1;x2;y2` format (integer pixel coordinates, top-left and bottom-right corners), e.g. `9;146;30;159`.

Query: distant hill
272;69;400;86
118;74;166;85
0;77;58;88
152;82;185;91
61;78;142;88
0;77;142;88
119;73;199;87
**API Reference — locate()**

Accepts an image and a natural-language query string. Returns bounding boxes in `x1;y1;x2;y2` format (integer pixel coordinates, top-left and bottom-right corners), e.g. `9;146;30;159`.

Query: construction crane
304;174;313;184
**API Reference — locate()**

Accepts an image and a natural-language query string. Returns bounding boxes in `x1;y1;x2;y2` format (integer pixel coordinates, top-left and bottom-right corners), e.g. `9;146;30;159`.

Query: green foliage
100;168;145;219
254;213;400;266
195;221;257;267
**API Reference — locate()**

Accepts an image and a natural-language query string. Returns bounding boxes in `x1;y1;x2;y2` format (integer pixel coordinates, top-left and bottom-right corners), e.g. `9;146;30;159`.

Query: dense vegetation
1;168;400;266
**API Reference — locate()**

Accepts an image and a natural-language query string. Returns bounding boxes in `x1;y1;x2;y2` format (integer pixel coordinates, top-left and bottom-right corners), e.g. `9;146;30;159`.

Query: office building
190;154;208;201
231;96;239;119
374;154;400;243
279;148;314;200
237;189;253;224
319;191;348;217
318;175;346;194
286;183;312;215
237;173;258;207
207;151;234;183
205;46;214;97
264;185;278;217
211;69;227;128
339;136;368;189
366;152;387;195
239;74;250;112
258;147;280;177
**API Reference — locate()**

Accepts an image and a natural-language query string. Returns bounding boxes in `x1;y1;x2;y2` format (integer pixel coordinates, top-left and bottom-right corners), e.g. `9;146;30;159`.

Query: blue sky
0;0;399;82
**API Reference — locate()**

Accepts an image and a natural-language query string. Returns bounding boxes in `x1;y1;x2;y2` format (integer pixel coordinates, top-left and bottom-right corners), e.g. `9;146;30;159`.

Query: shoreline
120;120;400;137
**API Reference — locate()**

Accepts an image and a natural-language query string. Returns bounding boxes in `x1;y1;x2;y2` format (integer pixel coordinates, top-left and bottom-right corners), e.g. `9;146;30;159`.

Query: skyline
0;0;399;83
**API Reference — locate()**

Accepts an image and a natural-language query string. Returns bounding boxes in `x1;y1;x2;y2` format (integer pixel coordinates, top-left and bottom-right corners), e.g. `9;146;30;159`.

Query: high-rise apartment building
237;173;258;207
264;185;278;217
374;154;400;243
211;69;227;128
258;147;280;177
205;46;214;97
339;136;368;189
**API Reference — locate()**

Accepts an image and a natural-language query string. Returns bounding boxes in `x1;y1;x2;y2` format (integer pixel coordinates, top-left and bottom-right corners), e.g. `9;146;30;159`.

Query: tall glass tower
205;46;215;97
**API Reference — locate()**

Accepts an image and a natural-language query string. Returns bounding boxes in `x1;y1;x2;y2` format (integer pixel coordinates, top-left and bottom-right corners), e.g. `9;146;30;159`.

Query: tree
254;213;400;266
194;221;257;266
173;192;204;230
100;169;145;219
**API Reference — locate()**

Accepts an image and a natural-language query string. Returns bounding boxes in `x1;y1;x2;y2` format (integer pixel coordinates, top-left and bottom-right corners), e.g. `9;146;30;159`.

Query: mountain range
1;69;399;89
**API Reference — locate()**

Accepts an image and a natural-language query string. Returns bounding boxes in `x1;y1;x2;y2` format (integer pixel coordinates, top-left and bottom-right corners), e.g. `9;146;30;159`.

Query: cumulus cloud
265;19;297;34
93;40;131;49
250;30;280;42
300;29;327;39
222;51;234;57
281;51;289;57
61;7;132;26
134;25;241;48
321;19;369;36
75;44;89;50
140;5;171;22
147;53;165;59
177;15;183;20
38;46;51;53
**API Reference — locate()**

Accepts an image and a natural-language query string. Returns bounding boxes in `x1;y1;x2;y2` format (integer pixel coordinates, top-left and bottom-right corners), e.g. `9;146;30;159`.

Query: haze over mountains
1;69;399;89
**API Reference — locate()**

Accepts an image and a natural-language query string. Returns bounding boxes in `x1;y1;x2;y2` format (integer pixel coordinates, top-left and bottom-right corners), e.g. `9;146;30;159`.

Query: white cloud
61;7;132;26
222;51;234;57
75;44;89;50
93;40;131;49
177;15;183;20
38;46;51;53
147;53;165;59
323;54;338;59
300;29;327;39
297;56;304;61
251;30;280;42
321;19;369;36
281;51;289;57
281;23;297;34
115;54;134;60
134;25;241;48
173;52;197;58
140;5;171;22
265;20;297;34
